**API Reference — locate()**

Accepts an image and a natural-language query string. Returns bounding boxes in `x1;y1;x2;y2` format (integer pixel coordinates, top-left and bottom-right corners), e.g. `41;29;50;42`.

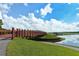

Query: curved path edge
0;39;11;56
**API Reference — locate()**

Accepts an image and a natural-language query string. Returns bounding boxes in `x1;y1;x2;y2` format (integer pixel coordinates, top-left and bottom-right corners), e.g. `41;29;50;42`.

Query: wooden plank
0;34;12;39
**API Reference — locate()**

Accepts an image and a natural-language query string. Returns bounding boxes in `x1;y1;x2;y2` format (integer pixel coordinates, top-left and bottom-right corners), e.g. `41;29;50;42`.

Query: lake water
57;35;79;47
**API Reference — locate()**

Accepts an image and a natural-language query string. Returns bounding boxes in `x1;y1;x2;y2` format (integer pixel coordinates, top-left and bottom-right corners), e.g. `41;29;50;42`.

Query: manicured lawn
40;33;64;40
40;34;57;39
6;37;79;56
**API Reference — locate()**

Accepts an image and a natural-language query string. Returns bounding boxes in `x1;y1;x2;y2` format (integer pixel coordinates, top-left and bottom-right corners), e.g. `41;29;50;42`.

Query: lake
57;35;79;47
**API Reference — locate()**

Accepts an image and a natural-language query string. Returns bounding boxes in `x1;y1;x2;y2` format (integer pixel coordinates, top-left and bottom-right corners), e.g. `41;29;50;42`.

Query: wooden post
23;30;25;38
25;30;27;38
27;30;30;39
24;30;26;37
21;30;23;38
20;30;21;37
26;30;28;39
20;29;21;37
18;29;20;37
30;30;32;38
29;30;31;39
28;30;30;39
30;30;32;39
16;29;18;37
12;28;14;39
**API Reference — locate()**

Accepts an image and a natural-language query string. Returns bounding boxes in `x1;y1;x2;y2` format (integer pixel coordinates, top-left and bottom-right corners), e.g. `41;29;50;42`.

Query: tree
0;4;4;29
0;19;3;28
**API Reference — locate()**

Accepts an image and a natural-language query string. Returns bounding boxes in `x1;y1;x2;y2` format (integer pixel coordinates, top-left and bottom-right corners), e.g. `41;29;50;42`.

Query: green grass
41;34;57;39
40;34;64;40
53;32;79;35
6;37;79;56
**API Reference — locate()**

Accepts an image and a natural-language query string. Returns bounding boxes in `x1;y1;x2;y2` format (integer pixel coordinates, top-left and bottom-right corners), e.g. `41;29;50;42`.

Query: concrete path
0;39;11;56
40;41;79;51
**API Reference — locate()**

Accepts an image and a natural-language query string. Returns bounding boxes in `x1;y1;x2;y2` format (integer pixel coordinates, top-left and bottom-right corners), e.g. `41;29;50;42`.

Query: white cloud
67;3;72;4
0;11;2;19
0;3;13;20
1;4;79;32
2;13;79;32
24;3;28;6
0;4;11;14
40;3;53;17
76;7;79;17
77;13;79;16
0;4;10;10
36;10;39;13
76;8;79;10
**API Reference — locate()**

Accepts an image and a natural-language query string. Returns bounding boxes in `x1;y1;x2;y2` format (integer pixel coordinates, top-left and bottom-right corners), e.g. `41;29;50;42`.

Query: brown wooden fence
0;28;46;39
0;29;12;39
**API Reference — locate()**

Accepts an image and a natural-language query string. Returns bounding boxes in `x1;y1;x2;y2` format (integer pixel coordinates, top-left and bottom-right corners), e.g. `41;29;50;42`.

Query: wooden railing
0;28;46;39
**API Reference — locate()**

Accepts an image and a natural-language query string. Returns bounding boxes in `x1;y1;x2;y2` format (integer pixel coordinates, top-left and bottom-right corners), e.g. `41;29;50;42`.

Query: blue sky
1;3;79;32
6;3;79;23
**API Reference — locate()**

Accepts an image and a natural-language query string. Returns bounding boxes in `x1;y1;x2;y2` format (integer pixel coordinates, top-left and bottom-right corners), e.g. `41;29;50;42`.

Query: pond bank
40;41;79;51
57;35;79;47
31;33;64;42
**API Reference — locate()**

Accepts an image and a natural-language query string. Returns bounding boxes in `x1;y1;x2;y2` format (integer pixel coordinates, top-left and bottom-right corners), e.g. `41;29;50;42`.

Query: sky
0;3;79;32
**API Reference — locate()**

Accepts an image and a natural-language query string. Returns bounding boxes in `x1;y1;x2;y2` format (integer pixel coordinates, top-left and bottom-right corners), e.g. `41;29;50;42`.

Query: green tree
0;19;3;28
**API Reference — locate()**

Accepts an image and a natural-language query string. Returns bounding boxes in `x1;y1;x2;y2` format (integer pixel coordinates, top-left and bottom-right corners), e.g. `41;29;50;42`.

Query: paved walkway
40;41;79;51
0;39;11;56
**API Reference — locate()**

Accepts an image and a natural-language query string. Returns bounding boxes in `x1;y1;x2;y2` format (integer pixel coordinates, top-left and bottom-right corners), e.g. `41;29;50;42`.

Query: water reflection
57;35;79;47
